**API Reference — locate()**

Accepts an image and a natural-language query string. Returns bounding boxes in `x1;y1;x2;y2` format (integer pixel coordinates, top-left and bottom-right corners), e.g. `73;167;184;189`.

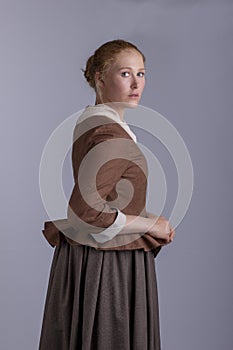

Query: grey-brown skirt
39;235;161;350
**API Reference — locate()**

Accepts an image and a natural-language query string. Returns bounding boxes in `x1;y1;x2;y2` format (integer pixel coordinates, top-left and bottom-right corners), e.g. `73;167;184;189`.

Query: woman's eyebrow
118;66;146;71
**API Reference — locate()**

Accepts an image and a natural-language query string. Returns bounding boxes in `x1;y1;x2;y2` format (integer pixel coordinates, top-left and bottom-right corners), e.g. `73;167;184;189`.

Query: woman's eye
138;72;145;77
121;71;130;77
121;71;145;78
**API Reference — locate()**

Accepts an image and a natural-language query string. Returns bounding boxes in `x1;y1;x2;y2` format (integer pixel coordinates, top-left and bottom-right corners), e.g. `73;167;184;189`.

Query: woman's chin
118;99;139;108
124;100;139;109
105;100;139;110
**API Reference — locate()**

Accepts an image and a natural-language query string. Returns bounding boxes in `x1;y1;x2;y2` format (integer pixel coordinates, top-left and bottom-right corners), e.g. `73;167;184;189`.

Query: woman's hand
147;214;175;245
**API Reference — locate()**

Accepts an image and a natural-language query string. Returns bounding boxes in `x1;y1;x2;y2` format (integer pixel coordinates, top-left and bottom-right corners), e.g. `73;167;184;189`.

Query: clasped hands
146;212;175;245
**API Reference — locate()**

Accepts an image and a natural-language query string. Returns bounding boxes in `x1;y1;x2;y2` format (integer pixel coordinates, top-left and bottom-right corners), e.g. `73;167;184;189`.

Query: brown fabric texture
39;235;161;350
42;114;164;257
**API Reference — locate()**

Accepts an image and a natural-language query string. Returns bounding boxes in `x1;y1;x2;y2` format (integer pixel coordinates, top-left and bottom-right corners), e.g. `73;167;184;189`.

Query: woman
39;39;175;350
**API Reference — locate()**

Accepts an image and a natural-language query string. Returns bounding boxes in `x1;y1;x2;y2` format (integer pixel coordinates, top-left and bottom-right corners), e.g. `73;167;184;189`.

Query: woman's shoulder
73;105;136;144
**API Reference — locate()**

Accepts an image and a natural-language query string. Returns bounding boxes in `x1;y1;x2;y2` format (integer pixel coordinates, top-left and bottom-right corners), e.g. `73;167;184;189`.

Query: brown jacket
42;106;163;258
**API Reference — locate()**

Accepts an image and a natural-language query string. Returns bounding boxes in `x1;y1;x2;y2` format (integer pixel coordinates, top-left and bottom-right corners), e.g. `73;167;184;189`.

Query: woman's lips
128;94;139;98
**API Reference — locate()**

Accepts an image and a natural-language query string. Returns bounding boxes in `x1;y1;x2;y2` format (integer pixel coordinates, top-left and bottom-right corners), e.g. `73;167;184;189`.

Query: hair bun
83;55;95;88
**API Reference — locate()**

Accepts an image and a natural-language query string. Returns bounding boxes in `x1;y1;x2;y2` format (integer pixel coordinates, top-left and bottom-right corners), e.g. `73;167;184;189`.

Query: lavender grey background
1;0;232;349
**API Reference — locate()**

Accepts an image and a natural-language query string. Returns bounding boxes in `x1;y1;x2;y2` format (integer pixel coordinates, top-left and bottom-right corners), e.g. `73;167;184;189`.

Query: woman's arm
68;122;132;240
117;214;175;244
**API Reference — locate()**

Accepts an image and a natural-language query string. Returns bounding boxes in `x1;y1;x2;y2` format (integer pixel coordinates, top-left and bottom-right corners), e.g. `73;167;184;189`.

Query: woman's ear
95;71;104;88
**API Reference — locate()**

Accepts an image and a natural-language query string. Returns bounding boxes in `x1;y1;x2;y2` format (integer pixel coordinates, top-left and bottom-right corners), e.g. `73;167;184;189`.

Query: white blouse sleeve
90;208;127;243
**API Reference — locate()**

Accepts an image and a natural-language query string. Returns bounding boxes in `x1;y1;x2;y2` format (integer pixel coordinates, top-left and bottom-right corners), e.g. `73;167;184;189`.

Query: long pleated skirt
39;235;161;350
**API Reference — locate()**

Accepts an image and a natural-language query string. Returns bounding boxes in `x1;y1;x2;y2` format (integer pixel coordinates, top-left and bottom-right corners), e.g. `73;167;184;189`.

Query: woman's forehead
111;50;144;68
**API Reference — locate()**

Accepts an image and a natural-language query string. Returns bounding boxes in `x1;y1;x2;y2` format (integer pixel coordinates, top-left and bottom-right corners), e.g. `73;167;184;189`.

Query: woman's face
96;49;146;109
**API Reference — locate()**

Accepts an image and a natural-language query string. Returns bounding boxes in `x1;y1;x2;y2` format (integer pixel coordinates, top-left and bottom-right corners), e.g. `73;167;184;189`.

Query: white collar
77;104;137;143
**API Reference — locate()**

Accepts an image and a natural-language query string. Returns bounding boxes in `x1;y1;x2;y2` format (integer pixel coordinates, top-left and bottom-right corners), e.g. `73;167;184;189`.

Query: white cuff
90;208;126;243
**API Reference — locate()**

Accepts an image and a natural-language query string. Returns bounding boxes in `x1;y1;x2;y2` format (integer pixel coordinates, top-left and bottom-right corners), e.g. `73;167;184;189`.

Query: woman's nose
130;75;138;88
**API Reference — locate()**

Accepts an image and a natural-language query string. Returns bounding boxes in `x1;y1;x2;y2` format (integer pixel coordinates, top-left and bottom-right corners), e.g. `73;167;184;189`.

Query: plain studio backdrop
1;0;232;349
